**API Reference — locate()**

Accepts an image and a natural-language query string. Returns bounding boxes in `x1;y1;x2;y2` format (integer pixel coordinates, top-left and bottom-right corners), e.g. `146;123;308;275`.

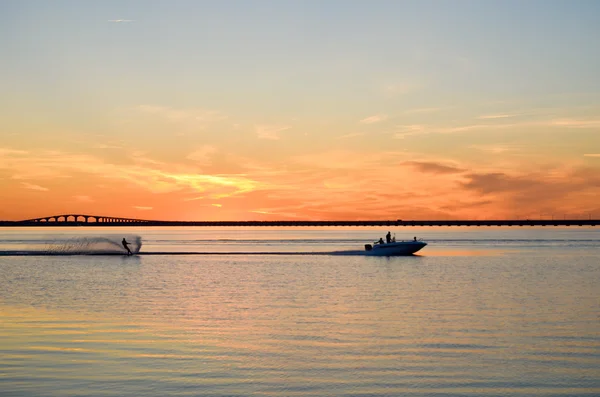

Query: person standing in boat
386;231;392;243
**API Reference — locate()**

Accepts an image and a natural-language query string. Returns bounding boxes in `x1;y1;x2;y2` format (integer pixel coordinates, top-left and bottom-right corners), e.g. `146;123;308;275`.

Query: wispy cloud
93;143;123;150
584;154;600;157
360;114;388;124
478;114;516;120
0;147;259;198
187;145;217;165
290;150;405;171
248;208;305;219
390;114;600;139
469;145;515;154
133;206;152;210
0;148;28;156
74;195;94;202
434;124;511;134
393;125;426;138
336;132;364;139
255;125;290;140
21;182;49;192
548;119;600;128
108;19;134;23
393;119;534;138
403;161;465;174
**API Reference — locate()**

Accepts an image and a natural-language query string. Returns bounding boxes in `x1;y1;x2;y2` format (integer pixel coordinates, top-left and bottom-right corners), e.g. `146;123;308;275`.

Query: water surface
1;227;599;396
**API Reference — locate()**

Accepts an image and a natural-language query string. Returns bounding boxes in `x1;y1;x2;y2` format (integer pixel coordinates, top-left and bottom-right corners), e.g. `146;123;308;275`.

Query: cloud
360;114;388;124
434;124;511;134
291;150;406;171
468;145;515;154
247;208;305;219
74;195;94;202
255;125;290;140
21;182;49;191
394;121;530;138
548;119;600;128
94;143;123;150
460;169;600;214
133;206;153;210
4;139;599;221
0;147;259;198
461;172;536;194
187;145;217;165
393;125;426;138
403;161;465;174
0;148;28;156
584;154;600;157
336;132;365;139
209;147;600;221
478;114;516;120
108;19;134;23
392;116;600;139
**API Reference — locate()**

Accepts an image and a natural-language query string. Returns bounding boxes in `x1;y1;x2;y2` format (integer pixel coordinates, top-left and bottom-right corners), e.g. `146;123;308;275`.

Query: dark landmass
0;215;598;227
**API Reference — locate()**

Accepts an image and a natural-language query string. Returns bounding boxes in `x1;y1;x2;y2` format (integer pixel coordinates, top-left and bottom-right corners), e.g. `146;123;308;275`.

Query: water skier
122;238;132;255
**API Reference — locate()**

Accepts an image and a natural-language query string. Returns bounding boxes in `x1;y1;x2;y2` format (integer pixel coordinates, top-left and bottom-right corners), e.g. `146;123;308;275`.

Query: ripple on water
1;245;599;396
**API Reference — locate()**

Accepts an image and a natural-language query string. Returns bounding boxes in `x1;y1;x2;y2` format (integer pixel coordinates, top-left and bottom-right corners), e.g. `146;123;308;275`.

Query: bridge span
0;215;598;227
5;214;150;224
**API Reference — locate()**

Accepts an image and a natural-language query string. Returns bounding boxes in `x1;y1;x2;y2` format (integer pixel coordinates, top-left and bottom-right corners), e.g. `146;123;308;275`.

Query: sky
1;0;599;221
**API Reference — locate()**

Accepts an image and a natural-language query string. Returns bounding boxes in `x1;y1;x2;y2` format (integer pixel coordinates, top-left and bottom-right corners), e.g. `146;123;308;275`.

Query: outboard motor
364;244;373;251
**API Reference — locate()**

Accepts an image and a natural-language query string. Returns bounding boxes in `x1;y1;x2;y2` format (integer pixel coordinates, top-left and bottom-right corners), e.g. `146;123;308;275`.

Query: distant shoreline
0;219;598;227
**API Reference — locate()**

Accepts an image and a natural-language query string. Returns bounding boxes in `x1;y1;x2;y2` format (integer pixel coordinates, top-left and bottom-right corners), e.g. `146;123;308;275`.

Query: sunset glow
1;1;599;221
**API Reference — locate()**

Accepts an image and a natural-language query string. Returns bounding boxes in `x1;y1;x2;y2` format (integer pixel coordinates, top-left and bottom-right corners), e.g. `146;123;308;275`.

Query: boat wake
0;249;421;257
0;236;144;256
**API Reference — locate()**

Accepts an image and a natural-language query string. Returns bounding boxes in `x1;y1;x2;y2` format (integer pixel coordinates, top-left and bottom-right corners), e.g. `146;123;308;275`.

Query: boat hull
364;241;427;256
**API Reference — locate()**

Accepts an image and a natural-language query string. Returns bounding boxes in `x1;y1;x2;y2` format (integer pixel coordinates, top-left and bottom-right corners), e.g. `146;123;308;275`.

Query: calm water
1;227;599;396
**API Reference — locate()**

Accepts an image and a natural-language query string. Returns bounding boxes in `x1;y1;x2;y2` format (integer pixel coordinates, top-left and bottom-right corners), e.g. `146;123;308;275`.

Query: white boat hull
364;241;427;256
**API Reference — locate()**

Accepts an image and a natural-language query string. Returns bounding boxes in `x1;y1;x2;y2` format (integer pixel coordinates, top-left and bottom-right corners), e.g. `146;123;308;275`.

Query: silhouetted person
386;231;391;243
413;236;417;242
122;238;132;255
378;237;384;244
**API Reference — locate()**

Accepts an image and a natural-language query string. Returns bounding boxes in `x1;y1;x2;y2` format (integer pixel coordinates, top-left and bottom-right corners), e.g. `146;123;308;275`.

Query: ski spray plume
44;236;142;255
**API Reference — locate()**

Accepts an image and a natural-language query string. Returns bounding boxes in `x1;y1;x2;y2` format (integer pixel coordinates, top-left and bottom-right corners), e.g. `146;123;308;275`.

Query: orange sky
1;2;599;221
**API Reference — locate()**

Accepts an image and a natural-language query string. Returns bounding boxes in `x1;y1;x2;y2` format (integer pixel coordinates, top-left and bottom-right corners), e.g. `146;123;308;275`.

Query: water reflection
1;247;599;396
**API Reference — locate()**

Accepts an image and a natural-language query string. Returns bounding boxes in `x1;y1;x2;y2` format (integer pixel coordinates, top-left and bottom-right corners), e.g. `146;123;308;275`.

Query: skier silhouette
122;238;132;255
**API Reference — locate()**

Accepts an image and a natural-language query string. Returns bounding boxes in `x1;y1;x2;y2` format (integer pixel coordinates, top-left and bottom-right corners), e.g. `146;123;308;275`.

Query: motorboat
364;238;427;256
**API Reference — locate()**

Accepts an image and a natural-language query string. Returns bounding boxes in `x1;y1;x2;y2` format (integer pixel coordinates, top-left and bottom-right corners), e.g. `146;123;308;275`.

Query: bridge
3;214;151;225
0;215;598;227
